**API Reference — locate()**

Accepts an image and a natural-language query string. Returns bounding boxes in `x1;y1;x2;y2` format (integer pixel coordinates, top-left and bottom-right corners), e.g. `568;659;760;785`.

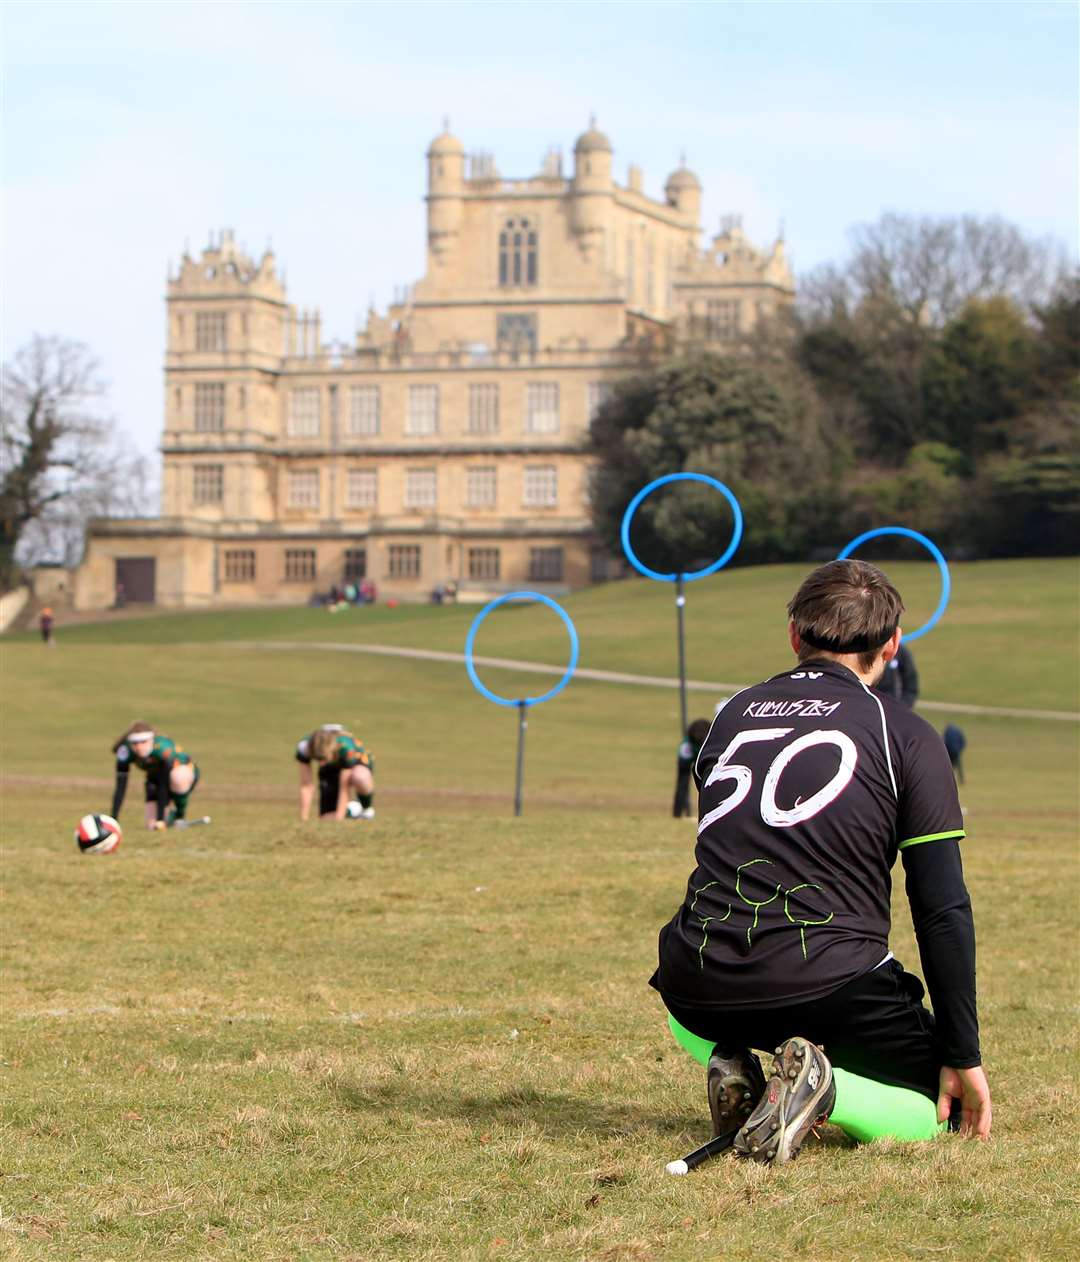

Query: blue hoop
465;591;580;707
620;472;744;582
837;527;952;643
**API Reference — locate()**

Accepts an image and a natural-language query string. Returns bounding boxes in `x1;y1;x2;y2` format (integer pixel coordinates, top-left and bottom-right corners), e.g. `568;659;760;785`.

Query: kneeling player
653;559;991;1167
111;722;201;829
296;725;375;821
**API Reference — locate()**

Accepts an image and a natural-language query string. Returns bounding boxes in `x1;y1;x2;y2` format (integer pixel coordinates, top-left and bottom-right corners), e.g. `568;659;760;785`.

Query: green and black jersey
116;735;192;777
111;735;196;820
655;658;978;1064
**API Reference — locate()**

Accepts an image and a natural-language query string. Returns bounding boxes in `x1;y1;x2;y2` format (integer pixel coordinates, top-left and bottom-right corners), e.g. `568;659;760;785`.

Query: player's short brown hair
787;560;904;672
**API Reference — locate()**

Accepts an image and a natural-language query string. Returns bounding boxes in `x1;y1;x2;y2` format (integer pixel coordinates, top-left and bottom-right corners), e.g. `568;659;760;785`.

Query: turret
665;162;702;227
570;120;614;260
426;124;465;263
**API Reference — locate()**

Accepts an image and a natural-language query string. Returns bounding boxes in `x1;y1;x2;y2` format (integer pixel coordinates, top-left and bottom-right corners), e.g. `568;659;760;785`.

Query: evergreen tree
589;353;831;568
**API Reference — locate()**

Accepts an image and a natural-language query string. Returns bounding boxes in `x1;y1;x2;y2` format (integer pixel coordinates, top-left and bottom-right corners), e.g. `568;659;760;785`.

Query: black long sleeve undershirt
111;764;170;821
111;769;128;819
901;839;980;1067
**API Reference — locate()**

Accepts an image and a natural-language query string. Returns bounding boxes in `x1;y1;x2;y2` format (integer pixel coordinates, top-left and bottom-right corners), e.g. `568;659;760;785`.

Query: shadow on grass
331;1076;857;1161
332;1076;707;1142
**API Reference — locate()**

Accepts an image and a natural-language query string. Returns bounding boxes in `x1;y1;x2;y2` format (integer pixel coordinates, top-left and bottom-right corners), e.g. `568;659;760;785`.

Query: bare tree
15;450;156;569
799;212;1069;327
1;335;153;587
790;213;1072;462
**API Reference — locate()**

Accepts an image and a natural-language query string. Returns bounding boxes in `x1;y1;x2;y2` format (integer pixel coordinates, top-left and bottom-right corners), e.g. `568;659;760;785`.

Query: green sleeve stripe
898;829;966;850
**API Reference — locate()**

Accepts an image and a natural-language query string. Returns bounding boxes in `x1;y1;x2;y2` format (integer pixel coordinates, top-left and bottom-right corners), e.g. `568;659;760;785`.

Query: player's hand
151;819;167;831
938;1064;992;1139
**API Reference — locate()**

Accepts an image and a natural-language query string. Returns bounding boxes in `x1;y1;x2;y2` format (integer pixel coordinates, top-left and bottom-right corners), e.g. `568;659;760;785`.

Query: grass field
2;559;1078;1260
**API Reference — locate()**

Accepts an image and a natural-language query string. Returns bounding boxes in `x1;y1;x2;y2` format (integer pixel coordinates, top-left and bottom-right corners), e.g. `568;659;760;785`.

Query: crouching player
296;725;375;821
652;559;991;1166
111;722;201;830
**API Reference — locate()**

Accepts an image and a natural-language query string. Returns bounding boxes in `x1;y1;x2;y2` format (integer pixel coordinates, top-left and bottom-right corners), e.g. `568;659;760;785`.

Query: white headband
127;730;154;743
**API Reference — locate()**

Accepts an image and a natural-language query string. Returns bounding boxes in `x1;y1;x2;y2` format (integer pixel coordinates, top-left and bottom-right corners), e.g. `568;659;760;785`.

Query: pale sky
2;0;1077;471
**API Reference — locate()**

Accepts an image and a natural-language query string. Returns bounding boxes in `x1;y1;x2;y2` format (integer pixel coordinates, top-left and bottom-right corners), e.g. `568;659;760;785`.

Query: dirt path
233;640;1080;723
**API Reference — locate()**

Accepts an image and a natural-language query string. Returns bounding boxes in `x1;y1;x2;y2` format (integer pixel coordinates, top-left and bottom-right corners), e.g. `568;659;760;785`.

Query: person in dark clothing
943;724;967;783
39;607;55;646
652;559;990;1167
873;640;918;707
673;718;711;817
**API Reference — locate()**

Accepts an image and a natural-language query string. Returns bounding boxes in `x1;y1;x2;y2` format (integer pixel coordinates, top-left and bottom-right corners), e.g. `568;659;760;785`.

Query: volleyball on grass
74;813;122;855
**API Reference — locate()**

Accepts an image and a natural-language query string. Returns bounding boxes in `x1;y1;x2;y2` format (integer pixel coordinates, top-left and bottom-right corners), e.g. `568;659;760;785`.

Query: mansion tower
75;123;793;608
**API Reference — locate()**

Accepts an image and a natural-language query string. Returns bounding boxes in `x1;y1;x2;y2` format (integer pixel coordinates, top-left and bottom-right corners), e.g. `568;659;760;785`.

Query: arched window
498;217;538;287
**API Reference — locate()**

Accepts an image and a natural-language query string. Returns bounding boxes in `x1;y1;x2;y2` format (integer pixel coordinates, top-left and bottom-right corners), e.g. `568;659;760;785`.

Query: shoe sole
734;1038;833;1164
707;1054;766;1140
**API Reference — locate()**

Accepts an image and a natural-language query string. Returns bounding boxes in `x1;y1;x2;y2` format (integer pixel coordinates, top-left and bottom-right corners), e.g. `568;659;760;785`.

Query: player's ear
881;627;903;665
788;621;802;656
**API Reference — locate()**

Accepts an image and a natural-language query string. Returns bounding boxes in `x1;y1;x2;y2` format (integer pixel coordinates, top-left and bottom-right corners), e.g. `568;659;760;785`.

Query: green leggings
168;766;200;822
667;1013;942;1143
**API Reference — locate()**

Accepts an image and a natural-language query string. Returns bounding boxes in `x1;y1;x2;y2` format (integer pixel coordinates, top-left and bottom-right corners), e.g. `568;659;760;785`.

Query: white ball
345;800;363;819
75;813;122;855
665;1160;689;1176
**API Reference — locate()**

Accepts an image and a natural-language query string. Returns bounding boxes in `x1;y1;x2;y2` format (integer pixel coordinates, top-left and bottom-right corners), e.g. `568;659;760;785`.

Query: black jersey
656;658;965;1010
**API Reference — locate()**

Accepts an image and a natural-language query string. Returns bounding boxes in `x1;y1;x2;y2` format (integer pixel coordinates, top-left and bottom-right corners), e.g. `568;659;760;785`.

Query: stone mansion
74;122;794;608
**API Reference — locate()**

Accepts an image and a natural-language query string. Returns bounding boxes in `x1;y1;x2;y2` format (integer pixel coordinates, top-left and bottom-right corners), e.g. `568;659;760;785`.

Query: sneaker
733;1037;835;1164
360;806;375;819
707;1048;767;1142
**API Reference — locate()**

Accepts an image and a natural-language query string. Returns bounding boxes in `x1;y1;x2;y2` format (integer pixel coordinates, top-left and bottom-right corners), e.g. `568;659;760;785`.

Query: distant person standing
943;724;967;784
39;606;55;647
873;640;918;708
673;718;711;818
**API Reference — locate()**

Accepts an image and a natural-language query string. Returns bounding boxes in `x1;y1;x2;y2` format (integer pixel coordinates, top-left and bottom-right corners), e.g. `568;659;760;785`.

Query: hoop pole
513;701;527;817
675;573;688;740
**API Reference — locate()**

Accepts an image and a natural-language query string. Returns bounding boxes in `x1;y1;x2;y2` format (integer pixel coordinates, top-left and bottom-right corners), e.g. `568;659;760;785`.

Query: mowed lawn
1;559;1077;1261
